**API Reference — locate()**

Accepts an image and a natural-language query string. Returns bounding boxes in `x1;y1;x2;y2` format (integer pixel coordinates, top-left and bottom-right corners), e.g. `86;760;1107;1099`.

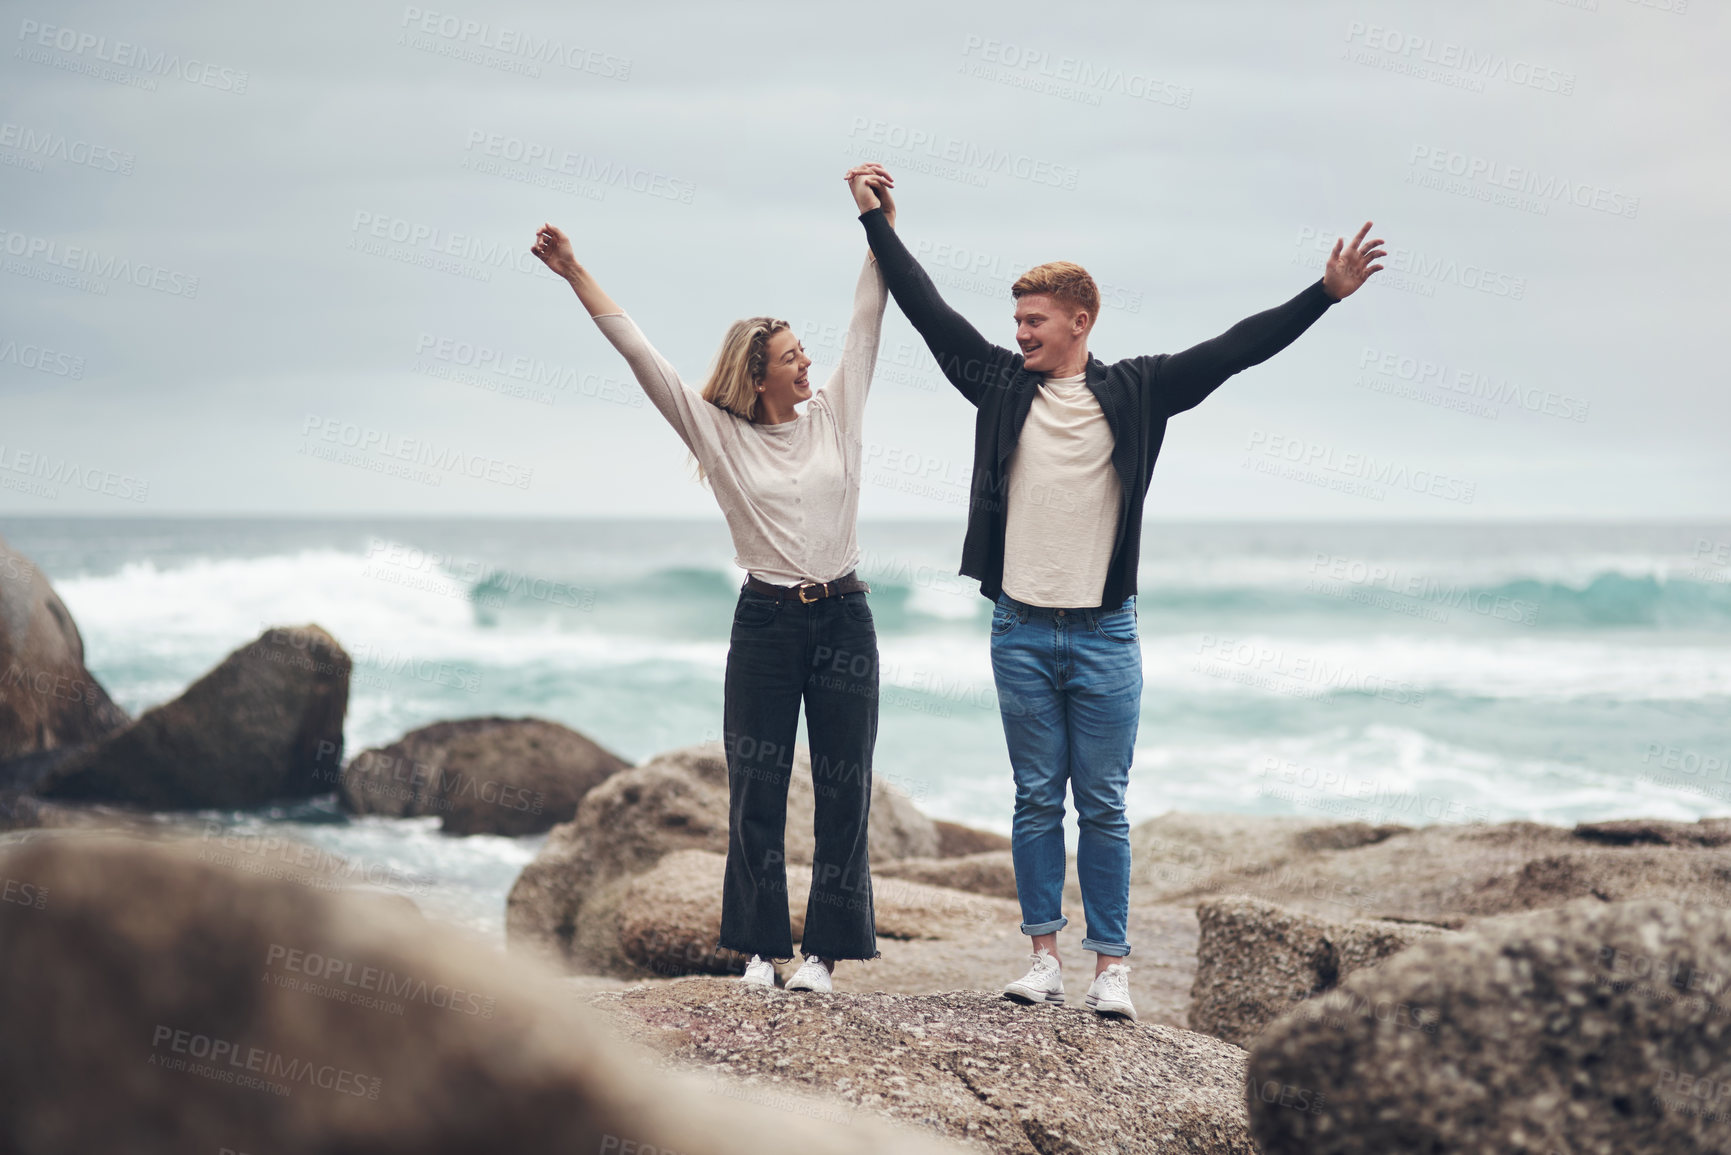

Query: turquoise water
6;516;1728;938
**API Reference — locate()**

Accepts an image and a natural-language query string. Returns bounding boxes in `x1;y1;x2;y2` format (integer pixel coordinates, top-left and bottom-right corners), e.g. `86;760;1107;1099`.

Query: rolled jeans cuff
1020;916;1067;936
1082;937;1131;957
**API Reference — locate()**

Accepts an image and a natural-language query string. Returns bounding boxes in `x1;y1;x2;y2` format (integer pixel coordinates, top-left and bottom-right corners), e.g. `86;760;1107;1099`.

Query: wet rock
339;715;628;835
37;624;349;811
0;534;128;765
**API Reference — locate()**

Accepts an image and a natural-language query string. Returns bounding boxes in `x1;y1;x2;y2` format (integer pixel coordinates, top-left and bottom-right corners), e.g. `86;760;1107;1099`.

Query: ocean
4;516;1728;940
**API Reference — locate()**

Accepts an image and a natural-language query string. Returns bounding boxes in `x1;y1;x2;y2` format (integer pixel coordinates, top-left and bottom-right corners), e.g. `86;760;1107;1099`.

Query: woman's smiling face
757;328;813;417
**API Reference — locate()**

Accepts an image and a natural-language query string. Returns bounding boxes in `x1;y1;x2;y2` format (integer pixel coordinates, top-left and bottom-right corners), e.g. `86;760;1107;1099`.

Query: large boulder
1187;895;1451;1048
339;716;628;835
507;741;938;969
593;978;1258;1154
0;534;128;764
1247;899;1731;1154
606;848;750;977
508;744;735;966
0;832;963;1155
35;624;349;810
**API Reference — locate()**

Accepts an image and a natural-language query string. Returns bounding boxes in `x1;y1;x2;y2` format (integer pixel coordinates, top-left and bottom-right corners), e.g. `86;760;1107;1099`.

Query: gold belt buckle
796;581;824;604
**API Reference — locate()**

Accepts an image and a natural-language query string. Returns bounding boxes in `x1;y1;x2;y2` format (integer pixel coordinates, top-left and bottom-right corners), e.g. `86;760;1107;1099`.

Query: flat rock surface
593;978;1256;1154
1133;812;1731;924
827;897;1200;1031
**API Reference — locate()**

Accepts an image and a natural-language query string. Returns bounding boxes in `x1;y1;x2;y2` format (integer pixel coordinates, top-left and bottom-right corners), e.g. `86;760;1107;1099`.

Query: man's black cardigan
858;206;1341;607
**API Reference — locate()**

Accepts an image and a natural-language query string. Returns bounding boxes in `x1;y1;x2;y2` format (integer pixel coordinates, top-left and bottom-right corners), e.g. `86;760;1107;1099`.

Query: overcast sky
3;0;1725;520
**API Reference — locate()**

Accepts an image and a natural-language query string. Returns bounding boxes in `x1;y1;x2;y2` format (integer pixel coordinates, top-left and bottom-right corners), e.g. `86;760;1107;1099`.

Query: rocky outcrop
507;742;938;969
0;534;128;765
339;715;628;835
34;624;349;811
933;818;1011;857
593;978;1257;1154
0;831;964;1155
1187;896;1451;1048
1132;811;1731;924
1125;811;1731;1035
605;848;749;977
1248;899;1731;1154
876;849;1018;901
507;744;737;966
503;803;1731;1031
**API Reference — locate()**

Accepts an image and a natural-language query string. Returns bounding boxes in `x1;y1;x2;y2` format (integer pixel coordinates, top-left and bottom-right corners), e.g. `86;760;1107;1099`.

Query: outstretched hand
530;222;581;281
844;163;896;228
1322;222;1386;300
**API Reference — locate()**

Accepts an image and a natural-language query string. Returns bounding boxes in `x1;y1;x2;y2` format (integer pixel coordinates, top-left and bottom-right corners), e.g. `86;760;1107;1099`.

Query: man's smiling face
1013;292;1090;375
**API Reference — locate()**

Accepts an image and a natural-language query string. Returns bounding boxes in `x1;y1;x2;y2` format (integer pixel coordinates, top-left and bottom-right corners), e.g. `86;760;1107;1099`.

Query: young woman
529;168;896;993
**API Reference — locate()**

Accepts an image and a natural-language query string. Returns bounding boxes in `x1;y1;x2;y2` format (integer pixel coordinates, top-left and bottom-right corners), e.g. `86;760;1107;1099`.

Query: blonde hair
688;315;792;484
701;316;792;422
1012;261;1100;328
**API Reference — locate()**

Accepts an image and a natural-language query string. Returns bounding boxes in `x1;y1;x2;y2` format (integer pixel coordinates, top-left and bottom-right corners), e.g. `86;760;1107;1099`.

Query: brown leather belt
743;570;870;605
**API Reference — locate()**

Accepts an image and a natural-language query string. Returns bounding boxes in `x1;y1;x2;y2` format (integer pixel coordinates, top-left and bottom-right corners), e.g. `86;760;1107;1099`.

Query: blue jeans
990;592;1141;957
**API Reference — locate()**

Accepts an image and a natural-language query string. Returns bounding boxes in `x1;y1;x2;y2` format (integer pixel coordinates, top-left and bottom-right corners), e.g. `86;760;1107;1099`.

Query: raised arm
812;251;889;433
847;167;1011;408
532;222;622;318
1155;222;1386;417
530;222;730;459
1154;279;1340;417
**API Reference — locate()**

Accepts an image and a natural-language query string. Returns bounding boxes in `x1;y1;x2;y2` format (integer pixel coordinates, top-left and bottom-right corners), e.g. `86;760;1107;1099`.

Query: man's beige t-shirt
1000;370;1123;608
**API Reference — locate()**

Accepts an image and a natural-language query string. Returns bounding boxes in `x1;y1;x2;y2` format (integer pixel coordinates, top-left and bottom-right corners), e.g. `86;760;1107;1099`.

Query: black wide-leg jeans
718;585;878;962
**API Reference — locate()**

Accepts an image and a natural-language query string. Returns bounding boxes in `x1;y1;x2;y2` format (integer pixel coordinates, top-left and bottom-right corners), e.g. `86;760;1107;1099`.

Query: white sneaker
785;956;832;993
740;955;776;988
1003;948;1065;1005
1085;962;1137;1020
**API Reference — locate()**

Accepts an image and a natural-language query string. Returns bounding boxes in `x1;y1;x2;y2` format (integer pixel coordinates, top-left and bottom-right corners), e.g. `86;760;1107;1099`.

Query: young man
844;163;1384;1020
